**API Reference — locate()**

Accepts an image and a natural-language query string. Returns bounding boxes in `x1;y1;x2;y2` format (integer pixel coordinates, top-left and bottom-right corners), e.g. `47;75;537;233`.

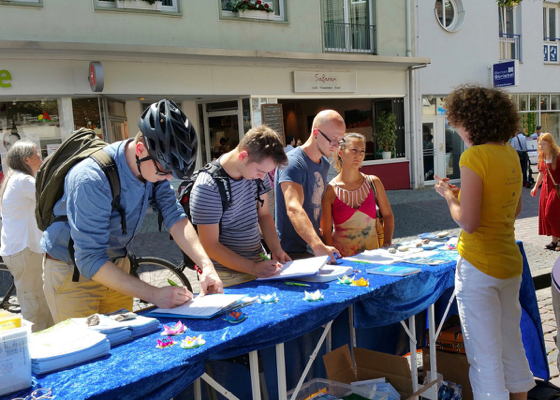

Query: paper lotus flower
156;336;177;349
161;321;187;336
303;290;324;302
337;275;355;285
352;277;369;287
258;293;279;304
223;310;248;323
180;335;206;349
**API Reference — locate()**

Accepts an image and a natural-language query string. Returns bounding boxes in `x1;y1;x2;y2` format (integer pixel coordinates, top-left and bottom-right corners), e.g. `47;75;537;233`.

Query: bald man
274;110;345;262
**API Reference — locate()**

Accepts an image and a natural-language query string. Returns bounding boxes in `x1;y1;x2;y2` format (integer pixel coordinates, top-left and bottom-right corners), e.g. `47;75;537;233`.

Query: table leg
349;305;356;359
200;372;240;400
194;378;202;400
409;315;418;395
249;350;262;400
289;320;334;400
276;343;287;400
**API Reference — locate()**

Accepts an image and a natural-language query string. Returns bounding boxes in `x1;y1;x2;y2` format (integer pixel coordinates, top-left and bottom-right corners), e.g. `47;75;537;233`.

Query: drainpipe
406;0;412;57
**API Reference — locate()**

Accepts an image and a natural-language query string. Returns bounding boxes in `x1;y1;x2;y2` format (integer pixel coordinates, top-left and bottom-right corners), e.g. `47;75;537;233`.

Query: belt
45;253;61;262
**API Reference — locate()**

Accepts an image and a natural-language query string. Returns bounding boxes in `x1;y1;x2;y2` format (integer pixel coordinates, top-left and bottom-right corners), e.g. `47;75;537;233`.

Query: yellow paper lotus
180;335;206;349
352;277;369;287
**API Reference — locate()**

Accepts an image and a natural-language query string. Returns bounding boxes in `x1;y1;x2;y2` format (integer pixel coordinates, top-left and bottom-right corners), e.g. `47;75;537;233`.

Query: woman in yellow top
434;86;535;399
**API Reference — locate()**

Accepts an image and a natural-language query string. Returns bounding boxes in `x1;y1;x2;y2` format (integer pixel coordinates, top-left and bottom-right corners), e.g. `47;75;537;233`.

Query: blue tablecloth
3;242;547;399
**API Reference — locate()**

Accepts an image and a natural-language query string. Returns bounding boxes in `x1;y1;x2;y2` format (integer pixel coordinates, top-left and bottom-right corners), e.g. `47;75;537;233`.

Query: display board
262;104;284;138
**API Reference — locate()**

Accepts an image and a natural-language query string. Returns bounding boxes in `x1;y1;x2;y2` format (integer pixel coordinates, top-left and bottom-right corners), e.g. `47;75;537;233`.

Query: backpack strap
69;150;126;283
204;160;232;213
255;178;265;208
90;150;127;236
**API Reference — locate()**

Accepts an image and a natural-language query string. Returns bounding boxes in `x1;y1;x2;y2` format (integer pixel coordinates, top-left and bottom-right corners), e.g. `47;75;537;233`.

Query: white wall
417;1;560;95
0;0;410;58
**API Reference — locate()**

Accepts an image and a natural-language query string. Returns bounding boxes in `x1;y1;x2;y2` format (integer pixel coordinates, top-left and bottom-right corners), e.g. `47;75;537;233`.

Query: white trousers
3;248;53;332
455;257;535;399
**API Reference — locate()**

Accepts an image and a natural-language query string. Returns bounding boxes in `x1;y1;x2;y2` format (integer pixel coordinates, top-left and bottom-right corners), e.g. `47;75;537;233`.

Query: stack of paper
366;265;421;277
72;313;160;347
147;293;248;319
29;319;111;374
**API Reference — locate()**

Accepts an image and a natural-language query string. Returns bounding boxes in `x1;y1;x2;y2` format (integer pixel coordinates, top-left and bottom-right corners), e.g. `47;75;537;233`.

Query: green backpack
35;128;127;280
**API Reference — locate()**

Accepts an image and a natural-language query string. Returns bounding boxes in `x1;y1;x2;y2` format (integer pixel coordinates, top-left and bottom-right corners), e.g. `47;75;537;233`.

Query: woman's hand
434;175;452;198
530;187;538;197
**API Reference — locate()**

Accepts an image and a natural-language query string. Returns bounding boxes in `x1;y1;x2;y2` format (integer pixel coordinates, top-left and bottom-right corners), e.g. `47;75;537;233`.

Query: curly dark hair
444;85;519;145
238;125;288;167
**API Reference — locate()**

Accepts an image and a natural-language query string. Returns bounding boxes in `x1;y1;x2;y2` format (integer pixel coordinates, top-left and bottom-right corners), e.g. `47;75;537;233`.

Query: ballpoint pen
259;253;271;261
284;282;311;287
167;278;178;287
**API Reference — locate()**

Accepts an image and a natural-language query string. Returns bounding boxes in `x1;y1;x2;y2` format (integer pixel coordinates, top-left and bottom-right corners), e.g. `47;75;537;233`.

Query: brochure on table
256;255;329;281
147;293;248;319
345;248;441;265
366;265;422;277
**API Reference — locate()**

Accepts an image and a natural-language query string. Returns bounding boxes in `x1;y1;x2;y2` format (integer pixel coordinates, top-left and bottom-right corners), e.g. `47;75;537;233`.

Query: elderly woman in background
321;132;394;257
530;132;560;251
0;140;53;331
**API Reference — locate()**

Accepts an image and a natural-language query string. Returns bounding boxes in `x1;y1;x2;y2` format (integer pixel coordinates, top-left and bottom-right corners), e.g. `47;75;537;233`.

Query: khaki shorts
43;256;133;324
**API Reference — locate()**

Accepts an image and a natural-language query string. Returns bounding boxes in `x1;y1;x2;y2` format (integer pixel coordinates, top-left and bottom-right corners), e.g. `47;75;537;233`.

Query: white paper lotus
303;290;324;301
258;293;279;303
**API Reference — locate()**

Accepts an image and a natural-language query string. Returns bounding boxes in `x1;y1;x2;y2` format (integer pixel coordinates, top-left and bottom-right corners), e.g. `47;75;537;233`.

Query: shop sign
493;60;519;88
293;71;357;93
88;62;104;92
0;70;12;88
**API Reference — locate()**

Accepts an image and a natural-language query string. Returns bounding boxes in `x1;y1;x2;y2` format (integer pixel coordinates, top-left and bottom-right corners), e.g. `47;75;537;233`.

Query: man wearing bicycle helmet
41;99;223;323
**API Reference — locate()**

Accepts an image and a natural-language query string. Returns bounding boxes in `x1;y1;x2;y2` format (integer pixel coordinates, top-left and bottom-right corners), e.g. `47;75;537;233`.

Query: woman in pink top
321;133;394;257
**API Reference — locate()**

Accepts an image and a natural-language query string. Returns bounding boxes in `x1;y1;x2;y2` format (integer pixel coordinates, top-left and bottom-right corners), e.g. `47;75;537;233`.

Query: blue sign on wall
493;60;519;88
544;45;549;62
551;46;558;62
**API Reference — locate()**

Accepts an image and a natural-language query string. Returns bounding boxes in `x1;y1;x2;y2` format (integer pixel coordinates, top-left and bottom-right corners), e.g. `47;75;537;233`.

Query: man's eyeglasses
317;129;344;148
138;156;172;176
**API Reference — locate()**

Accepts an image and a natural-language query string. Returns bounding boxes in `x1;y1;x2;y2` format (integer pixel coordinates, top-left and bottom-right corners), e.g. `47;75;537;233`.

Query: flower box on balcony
116;0;162;11
235;10;272;20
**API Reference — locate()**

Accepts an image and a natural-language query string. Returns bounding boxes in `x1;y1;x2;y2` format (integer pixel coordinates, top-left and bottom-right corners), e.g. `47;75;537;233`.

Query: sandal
556;243;560;252
544;242;559;250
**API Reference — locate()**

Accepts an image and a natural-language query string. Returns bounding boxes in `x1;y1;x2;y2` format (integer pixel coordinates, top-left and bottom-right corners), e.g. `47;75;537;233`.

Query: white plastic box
0;318;32;396
287;378;385;400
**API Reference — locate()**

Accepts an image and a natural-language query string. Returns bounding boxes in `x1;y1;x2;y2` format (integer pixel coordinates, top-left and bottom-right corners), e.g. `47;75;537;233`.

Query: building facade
0;0;429;190
415;0;560;187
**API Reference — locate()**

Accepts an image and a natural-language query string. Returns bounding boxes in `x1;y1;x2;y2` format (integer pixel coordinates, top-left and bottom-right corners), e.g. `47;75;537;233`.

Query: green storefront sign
0;70;12;88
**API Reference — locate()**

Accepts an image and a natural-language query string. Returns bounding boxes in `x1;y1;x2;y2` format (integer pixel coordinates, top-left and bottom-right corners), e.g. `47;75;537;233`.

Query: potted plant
228;0;274;20
374;111;397;160
116;0;162;11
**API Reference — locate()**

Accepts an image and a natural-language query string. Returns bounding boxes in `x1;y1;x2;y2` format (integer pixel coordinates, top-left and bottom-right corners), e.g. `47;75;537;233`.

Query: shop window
95;0;179;13
0;100;62;166
72;98;103;137
220;0;286;21
434;0;465;32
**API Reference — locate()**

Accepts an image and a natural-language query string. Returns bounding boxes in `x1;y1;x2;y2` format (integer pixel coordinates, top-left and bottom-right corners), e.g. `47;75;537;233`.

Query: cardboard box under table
324;345;441;399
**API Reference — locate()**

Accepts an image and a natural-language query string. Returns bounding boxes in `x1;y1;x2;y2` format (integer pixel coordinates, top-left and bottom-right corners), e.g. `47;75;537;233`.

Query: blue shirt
41;139;186;279
274;147;330;253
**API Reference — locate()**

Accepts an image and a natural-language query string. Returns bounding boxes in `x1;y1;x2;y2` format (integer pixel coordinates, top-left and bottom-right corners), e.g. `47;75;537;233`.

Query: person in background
275;110;345;261
434;85;535;399
511;131;530;188
0;140;53;331
530;132;560;251
321;132;394;257
531;125;542;139
284;135;295;153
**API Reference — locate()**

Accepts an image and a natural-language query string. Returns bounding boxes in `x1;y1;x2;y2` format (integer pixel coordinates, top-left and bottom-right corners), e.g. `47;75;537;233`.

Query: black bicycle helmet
139;99;198;179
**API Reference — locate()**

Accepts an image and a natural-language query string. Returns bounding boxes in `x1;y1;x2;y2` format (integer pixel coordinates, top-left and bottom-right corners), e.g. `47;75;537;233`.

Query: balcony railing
499;33;521;62
324;21;376;54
